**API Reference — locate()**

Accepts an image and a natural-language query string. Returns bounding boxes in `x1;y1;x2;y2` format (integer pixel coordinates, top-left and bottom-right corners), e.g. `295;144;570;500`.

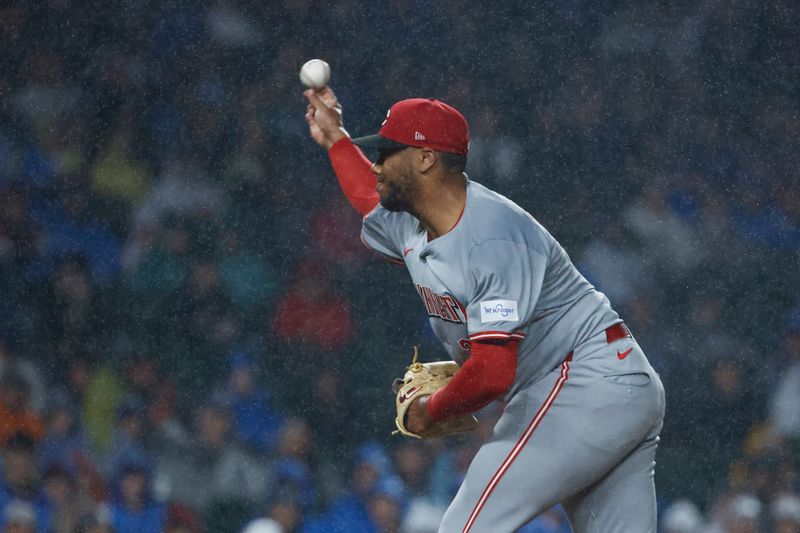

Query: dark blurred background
0;1;798;532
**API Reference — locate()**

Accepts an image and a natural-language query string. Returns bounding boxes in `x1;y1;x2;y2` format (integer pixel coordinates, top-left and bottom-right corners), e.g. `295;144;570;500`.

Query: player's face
372;146;418;212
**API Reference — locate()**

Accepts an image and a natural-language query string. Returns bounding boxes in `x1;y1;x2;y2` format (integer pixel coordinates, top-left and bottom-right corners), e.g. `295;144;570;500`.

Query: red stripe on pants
462;353;573;533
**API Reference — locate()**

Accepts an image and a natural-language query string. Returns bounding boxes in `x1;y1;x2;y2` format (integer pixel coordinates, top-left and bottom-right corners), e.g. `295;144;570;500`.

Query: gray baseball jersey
362;179;665;532
362;180;619;393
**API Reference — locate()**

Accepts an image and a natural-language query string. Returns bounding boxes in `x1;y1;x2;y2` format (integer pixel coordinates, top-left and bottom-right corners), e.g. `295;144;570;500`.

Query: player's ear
416;148;437;174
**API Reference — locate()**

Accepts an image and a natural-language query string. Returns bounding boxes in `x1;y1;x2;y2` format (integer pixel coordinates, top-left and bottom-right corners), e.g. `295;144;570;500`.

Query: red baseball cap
352;98;469;156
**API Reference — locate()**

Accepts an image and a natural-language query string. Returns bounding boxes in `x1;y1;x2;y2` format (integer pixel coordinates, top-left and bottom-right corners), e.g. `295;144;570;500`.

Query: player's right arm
304;88;379;216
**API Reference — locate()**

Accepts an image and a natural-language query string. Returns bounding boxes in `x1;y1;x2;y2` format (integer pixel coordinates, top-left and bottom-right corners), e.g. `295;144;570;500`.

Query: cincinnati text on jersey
415;284;466;324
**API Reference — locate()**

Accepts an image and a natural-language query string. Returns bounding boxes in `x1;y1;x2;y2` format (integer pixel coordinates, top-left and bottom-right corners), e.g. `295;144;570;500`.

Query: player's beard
379;168;418;213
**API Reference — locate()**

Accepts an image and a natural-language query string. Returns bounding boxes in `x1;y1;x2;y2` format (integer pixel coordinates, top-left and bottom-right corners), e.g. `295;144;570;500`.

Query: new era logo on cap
352;98;469;156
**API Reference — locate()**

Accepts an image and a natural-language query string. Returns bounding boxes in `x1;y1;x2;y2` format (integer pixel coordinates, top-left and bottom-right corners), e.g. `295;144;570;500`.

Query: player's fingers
320;87;342;114
318;86;335;98
304;89;328;111
302;89;318;105
317;86;338;107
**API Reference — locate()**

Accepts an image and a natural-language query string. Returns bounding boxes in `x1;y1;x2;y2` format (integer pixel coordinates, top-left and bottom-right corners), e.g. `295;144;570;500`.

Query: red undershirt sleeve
427;339;519;422
328;137;380;216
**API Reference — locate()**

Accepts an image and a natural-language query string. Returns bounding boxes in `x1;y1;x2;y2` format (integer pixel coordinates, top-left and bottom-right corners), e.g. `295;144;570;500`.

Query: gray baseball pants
439;327;666;533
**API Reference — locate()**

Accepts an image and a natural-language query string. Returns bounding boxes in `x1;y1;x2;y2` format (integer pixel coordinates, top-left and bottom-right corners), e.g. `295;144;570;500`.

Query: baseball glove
392;347;479;439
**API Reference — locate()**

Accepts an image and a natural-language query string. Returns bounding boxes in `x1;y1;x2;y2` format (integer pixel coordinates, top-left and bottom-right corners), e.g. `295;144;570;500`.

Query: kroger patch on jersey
480;300;519;322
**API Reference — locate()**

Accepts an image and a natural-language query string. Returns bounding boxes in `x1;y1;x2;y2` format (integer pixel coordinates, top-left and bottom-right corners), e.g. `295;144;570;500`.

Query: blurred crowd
0;1;799;532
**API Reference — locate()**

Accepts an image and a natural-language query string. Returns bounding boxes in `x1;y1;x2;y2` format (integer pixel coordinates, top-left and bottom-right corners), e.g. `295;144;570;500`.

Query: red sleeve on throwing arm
427;339;519;422
328;137;380;216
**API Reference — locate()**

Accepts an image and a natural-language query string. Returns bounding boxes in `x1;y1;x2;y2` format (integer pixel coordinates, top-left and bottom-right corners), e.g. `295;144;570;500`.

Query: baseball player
303;86;666;533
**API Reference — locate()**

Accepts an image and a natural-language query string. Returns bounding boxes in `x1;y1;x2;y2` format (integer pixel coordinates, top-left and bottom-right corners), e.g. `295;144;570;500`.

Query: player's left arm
406;239;548;432
405;340;518;434
464;239;546;344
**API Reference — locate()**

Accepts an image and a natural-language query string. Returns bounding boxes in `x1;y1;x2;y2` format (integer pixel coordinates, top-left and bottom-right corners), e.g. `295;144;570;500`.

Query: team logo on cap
414;132;426;141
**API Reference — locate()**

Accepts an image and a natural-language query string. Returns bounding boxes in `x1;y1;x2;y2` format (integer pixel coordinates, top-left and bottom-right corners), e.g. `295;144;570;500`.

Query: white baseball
299;59;331;89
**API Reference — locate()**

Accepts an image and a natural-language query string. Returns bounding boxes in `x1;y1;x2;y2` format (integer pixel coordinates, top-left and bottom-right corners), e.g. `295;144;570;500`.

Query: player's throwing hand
304;87;347;150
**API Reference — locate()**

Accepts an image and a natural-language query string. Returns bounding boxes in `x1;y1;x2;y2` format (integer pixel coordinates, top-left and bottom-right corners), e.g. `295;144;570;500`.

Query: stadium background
0;1;798;532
